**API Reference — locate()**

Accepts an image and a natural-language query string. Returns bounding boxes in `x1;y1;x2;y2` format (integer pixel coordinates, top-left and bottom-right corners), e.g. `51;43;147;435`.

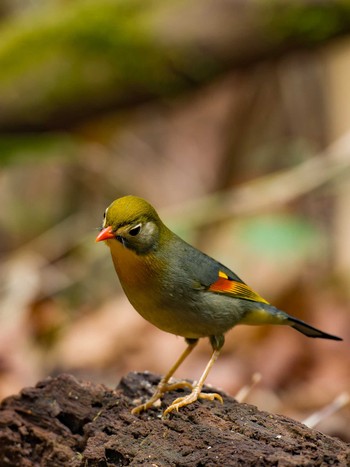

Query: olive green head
97;195;164;254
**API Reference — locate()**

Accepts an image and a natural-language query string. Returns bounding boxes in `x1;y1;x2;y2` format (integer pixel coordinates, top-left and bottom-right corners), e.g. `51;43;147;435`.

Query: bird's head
96;195;163;254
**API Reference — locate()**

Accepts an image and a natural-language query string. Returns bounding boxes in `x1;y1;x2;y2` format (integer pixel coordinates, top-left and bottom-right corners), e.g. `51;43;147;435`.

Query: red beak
96;225;115;242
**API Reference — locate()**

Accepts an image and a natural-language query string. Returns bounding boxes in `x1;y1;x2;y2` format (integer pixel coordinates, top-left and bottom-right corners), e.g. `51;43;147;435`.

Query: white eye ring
102;207;109;227
128;223;142;236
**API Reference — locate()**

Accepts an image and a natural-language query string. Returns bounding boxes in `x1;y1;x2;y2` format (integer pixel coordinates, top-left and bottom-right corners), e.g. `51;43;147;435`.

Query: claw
163;348;223;416
131;380;193;414
131;343;223;417
199;392;223;404
131;341;198;415
163;391;223;416
165;381;193;392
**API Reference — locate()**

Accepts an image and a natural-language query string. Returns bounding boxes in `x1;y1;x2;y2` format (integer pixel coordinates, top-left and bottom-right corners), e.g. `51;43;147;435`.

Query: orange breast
107;239;171;329
108;239;153;287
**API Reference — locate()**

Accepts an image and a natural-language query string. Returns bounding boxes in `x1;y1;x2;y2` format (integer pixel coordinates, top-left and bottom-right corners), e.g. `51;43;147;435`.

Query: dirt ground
0;372;349;466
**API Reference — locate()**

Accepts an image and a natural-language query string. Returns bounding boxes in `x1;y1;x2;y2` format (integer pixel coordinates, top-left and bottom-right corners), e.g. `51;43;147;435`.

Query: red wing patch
208;271;269;304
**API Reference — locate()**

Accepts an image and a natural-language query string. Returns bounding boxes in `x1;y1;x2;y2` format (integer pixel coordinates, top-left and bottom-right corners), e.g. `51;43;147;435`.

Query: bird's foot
163;389;223;416
131;380;193;414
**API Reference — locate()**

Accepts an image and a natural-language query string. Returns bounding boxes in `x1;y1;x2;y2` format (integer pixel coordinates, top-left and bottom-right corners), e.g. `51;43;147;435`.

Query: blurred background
0;0;349;441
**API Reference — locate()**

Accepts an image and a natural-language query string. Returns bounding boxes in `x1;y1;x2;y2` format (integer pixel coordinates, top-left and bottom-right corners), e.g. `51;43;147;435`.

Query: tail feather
241;304;342;341
287;316;342;341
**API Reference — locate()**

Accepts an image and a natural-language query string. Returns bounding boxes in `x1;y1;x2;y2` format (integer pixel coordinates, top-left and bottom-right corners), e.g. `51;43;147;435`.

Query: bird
96;195;342;416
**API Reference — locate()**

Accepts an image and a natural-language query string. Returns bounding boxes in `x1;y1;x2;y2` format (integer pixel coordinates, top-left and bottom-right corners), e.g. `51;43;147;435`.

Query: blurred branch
235;372;262;403
165;132;350;230
303;392;350;428
1;0;350;131
0;213;94;327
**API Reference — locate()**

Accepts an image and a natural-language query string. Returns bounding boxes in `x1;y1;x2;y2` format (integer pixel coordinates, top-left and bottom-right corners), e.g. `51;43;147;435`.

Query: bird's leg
163;335;224;416
131;338;198;414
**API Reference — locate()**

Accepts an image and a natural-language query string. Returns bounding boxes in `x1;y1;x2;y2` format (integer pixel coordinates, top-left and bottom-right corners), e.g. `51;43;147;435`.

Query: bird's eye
129;224;141;236
103;211;106;219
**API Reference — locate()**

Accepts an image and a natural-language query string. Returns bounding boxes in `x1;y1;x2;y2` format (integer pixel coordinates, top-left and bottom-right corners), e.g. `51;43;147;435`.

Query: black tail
287;316;342;341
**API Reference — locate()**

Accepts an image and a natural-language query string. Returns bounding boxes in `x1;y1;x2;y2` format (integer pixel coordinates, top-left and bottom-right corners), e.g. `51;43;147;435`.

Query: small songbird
96;195;342;416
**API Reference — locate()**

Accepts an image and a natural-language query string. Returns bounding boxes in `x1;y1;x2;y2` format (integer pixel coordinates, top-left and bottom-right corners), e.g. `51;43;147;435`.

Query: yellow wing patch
208;271;269;305
218;271;229;279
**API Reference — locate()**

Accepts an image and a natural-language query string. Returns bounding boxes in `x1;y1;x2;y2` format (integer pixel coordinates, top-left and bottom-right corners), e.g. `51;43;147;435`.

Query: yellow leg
131;339;197;414
163;348;223;416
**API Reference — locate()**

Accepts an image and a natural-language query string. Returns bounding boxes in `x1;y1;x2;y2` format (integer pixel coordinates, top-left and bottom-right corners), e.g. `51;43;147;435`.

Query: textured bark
0;372;349;466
